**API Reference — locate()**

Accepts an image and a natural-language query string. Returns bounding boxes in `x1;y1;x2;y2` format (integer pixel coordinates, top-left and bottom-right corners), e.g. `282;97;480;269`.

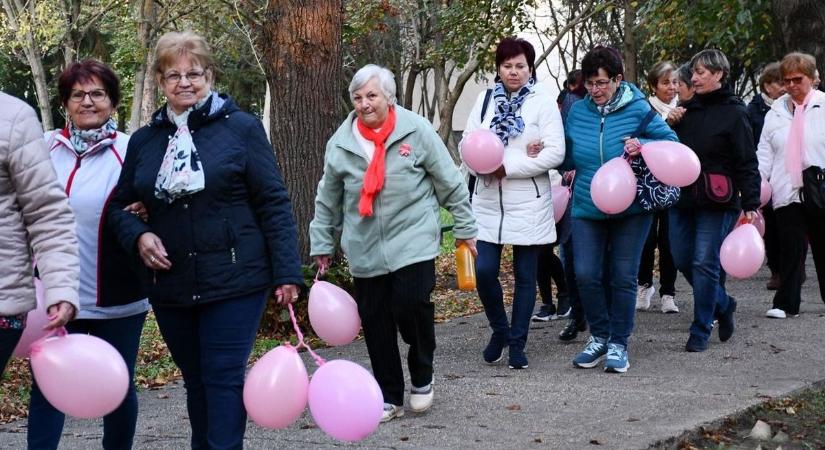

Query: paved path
2;266;824;449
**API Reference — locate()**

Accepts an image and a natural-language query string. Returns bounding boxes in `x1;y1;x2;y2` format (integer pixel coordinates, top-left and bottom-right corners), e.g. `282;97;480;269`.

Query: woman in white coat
463;37;565;369
757;52;825;318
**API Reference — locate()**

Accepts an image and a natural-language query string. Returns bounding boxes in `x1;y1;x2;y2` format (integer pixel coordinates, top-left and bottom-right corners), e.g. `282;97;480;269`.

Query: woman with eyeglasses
757;52;825;319
27;59;150;450
563;46;677;373
669;49;760;352
107;31;302;448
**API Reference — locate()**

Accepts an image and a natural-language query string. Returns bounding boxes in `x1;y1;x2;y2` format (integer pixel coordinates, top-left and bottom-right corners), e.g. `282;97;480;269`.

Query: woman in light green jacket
310;64;477;423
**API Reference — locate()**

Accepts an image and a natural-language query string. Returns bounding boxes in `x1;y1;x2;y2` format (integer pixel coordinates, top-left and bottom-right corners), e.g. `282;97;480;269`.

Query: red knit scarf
356;107;396;217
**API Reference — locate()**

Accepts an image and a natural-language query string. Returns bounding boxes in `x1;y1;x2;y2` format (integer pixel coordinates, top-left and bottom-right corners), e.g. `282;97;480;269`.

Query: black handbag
627;110;680;211
800;165;825;214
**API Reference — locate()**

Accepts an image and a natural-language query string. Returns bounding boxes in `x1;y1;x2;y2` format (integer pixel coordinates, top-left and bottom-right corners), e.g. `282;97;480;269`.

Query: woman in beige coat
0;92;79;374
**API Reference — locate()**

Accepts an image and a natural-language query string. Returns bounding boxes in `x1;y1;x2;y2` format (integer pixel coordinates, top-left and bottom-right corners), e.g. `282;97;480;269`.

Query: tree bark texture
261;0;342;263
772;0;825;79
128;0;155;132
622;0;638;84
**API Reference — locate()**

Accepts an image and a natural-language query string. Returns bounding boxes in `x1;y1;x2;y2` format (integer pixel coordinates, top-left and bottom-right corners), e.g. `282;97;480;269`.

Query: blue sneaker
604;343;629;373
572;336;608;368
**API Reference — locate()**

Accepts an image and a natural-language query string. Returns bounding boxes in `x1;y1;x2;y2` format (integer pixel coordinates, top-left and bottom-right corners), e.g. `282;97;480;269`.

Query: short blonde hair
153;31;215;80
780;52;817;79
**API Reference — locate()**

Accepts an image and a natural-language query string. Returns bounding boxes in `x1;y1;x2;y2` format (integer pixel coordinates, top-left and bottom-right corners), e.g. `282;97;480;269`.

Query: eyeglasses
163;70;206;84
783;76;805;86
584;78;615;90
68;89;108;103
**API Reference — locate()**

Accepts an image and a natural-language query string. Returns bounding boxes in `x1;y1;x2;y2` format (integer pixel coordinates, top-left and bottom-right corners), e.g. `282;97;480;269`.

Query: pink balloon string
287;303;326;367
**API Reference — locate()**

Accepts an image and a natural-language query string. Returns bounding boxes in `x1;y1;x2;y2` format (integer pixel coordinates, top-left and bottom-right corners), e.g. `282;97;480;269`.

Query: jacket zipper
497;182;504;243
599;116;605;165
530;177;540;198
64;157;82;195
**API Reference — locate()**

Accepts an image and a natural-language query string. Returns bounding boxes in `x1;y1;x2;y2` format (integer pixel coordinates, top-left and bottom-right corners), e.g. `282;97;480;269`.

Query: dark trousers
0;328;22;376
154;291;268;450
669;208;737;341
28;311;147;450
536;244;567;308
638;210;677;296
572;214;652;347
476;242;541;350
560;239;584;324
763;205;780;273
353;260;436;407
773;203;825;313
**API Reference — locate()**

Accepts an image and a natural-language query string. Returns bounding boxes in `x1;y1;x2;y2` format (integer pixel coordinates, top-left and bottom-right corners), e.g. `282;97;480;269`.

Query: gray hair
646;61;677;91
676;63;693;88
349;64;397;105
690;49;730;83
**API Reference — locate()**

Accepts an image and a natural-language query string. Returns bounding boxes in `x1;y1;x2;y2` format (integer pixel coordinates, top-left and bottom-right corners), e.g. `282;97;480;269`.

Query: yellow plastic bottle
455;243;476;291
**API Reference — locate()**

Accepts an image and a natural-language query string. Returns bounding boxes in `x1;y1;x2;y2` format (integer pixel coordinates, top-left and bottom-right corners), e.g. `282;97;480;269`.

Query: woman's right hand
138;232;172;270
666;107;686;125
314;255;332;275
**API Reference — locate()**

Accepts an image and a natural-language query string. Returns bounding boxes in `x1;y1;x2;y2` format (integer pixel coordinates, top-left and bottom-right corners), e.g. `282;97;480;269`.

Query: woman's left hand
744;210;758;223
492;165;507;179
275;284;301;305
124;201;148;222
623;138;642;157
455;238;478;257
526;140;543;158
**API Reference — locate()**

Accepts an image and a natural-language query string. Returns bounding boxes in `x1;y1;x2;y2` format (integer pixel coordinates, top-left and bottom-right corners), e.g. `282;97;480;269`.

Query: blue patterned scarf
69;118;117;156
489;78;535;146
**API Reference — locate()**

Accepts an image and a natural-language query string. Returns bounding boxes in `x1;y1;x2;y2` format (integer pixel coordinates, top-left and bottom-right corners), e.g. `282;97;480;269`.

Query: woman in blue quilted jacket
563;46;677;373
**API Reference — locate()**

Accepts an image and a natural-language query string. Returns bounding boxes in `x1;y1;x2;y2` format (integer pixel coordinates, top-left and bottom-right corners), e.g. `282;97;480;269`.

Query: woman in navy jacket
108;31;302;449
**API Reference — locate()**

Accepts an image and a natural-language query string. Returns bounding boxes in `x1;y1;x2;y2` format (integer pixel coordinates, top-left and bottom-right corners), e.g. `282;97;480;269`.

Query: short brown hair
780;52;817;79
58;59;121;107
153;31;215;81
646;61;676;91
758;62;782;91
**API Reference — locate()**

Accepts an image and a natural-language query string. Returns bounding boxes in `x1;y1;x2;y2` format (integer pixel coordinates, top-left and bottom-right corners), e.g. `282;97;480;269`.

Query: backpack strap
630;109;659;139
480;88;493;122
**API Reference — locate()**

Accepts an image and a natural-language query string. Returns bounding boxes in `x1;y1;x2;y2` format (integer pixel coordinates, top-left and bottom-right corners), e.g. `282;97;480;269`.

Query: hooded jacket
0;92;79;316
107;94;303;307
673;85;760;212
757;90;825;209
563;81;678;220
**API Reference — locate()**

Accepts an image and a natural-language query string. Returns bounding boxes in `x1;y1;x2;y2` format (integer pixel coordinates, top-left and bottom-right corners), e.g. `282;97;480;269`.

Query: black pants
353;260;436;407
763;205;780;273
638;210;677;296
537;243;567;307
0;328;22;376
773;203;825;313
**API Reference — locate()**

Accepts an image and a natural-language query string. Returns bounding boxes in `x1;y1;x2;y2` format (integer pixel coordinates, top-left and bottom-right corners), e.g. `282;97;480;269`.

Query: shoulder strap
480;88;493;121
630;109;658;139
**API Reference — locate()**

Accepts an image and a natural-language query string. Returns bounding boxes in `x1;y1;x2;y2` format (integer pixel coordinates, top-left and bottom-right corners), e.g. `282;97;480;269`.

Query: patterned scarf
356;106;397;217
154;91;225;203
489;78;535;146
785;89;815;188
596;82;633;116
68;118;117;156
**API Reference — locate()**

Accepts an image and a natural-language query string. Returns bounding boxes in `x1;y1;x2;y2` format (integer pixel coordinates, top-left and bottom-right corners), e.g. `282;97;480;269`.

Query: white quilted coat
462;83;565;245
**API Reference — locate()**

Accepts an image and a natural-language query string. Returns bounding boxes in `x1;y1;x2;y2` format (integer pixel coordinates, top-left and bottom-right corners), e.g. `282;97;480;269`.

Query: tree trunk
260;0;342;263
128;0;155;132
141;50;158;123
622;0;638;84
772;0;825;79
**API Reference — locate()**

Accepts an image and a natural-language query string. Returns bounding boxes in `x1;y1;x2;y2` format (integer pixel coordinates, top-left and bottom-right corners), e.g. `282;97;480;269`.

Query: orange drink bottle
455;243;476;291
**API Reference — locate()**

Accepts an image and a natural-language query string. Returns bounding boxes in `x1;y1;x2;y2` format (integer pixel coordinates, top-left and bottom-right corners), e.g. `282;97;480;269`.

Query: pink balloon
737;211;765;237
308;281;360;346
244;345;308;429
590;157;636;214
460;129;505;174
760;179;772;207
13;278;50;358
720;223;765;278
308;360;383;442
640;141;701;187
551;185;570;223
30;333;129;418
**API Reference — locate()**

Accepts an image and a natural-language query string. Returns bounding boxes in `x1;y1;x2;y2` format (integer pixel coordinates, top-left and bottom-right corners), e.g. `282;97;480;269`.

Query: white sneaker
381;403;404;422
766;308;787;319
409;383;433;413
636;285;655;311
660;295;679;314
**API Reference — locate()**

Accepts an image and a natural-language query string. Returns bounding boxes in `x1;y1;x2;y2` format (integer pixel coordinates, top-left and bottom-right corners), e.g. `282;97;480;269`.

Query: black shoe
559;318;586;341
483;334;507;363
685;334;708;352
718;298;737;342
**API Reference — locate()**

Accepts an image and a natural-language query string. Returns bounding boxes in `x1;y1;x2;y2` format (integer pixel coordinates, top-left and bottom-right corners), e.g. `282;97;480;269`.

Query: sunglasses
783;76;806;86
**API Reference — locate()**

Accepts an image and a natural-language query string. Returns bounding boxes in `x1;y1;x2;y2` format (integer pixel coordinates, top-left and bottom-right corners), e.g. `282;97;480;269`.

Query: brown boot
766;272;780;290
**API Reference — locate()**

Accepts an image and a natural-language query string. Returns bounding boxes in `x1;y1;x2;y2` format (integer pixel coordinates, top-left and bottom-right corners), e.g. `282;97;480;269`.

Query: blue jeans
0;328;23;376
669;208;738;341
572;214;652;347
153;290;268;450
476;241;541;350
28;311;147;450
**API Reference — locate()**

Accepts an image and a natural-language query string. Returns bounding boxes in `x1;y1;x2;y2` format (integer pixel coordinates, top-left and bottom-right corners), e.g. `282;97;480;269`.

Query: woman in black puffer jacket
670;49;761;353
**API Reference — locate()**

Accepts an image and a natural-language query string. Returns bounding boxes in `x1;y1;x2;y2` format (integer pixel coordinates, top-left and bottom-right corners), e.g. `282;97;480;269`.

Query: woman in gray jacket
0;92;79;374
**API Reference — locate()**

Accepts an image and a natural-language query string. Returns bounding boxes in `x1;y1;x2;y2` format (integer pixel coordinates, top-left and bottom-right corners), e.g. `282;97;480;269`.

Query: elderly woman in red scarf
310;64;477;423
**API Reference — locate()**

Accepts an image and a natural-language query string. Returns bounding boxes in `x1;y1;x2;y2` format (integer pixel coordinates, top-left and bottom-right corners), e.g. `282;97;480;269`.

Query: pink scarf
785;90;815;188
